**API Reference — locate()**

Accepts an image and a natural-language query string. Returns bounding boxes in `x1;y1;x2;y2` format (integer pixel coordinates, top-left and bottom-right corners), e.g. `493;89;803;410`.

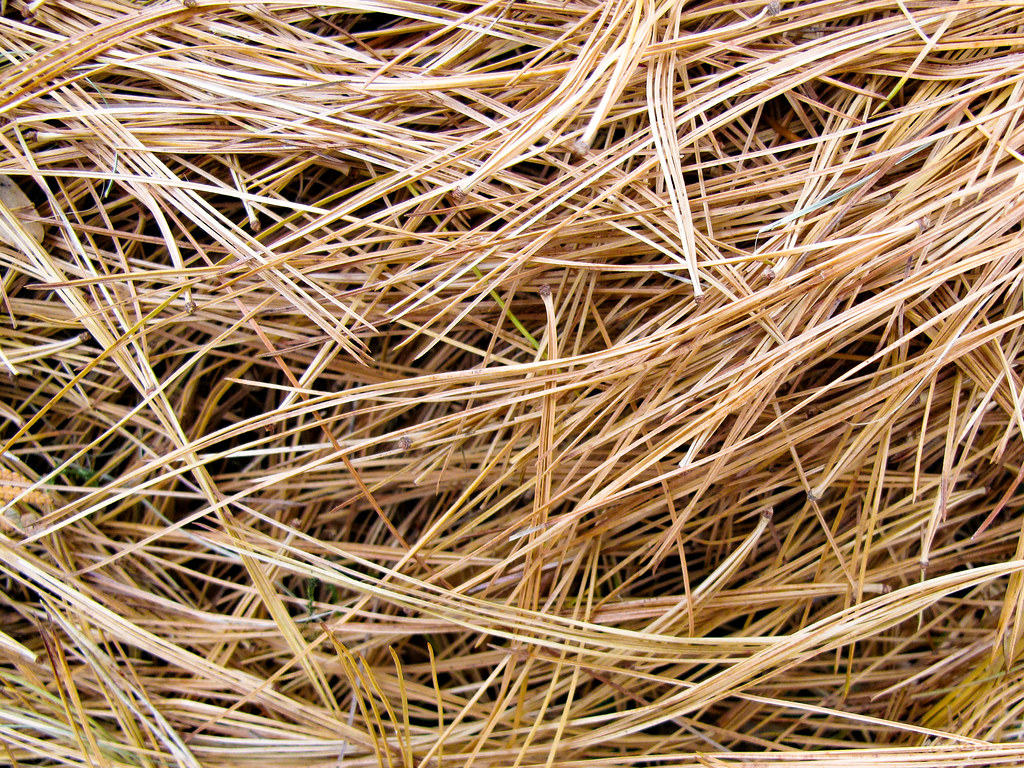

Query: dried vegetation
2;0;1024;765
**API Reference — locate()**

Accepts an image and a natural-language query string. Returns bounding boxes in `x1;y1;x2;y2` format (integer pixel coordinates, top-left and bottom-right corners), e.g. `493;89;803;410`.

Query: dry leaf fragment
0;176;45;246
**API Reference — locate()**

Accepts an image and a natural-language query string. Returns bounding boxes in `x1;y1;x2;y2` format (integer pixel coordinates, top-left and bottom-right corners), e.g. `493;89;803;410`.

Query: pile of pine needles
3;0;1024;765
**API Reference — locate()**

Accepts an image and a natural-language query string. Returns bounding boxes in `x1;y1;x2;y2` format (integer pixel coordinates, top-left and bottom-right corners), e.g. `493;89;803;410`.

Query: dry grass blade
2;0;1024;765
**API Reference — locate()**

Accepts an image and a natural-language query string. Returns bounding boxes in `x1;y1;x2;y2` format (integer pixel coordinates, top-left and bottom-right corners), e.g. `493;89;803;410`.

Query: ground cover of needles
2;1;1024;766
